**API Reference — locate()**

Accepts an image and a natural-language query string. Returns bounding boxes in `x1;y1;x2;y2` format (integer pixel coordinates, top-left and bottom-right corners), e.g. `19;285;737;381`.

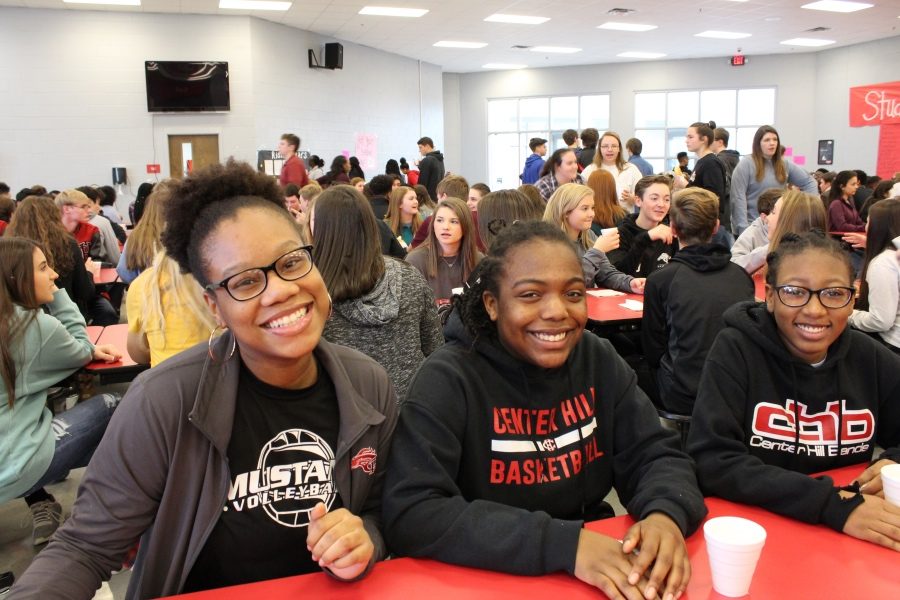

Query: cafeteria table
586;289;643;325
172;465;897;599
83;323;148;383
95;267;119;285
86;325;104;344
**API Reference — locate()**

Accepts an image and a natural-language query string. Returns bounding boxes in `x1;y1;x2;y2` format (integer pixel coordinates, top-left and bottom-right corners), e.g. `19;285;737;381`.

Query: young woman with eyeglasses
581;131;643;213
12;160;398;598
688;230;900;551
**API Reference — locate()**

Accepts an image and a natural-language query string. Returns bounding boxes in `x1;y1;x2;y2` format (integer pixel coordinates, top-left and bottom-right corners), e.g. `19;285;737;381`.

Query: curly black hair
161;158;296;287
454;220;576;340
765;229;853;287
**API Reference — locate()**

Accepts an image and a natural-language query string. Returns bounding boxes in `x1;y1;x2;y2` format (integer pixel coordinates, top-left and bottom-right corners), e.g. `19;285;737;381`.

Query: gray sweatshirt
730;157;816;234
730;216;769;273
323;257;443;400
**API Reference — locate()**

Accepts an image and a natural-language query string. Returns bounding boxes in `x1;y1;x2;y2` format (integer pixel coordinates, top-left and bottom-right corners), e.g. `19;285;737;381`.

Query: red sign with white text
849;81;900;127
146;164;161;174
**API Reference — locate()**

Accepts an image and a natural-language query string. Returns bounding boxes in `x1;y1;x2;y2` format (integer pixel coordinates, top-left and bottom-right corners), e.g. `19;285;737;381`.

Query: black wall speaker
324;43;343;69
112;167;127;185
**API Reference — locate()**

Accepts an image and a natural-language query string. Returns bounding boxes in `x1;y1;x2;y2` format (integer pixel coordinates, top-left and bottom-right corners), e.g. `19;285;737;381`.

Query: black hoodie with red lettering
382;309;706;576
687;301;900;531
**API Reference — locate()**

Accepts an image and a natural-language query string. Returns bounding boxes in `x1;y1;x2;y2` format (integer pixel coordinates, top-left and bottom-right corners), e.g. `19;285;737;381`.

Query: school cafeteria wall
446;37;899;184
442;73;462;181
248;18;444;175
0;8;256;192
812;36;900;178
0;7;444;192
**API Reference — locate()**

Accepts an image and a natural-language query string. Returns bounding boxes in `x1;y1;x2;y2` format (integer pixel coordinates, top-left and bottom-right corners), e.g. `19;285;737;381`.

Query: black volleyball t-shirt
182;361;342;593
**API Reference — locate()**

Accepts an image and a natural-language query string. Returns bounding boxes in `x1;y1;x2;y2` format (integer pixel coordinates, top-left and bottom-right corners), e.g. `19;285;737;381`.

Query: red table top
170;466;895;599
85;325;104;345
84;323;140;372
95;267;119;285
585;290;643;324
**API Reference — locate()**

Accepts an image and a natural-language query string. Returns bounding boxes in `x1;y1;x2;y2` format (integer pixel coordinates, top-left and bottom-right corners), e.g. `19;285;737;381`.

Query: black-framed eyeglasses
207;246;314;301
773;285;855;309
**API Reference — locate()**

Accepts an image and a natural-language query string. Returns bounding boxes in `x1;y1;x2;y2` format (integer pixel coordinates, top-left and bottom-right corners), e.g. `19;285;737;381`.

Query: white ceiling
1;0;898;72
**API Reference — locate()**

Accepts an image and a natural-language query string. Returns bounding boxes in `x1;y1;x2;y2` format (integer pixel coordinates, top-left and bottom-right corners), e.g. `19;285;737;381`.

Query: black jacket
642;243;754;414
717;149;740;175
687;301;900;532
418;151;445;202
383;308;706;576
377;220;407;259
369;196;389;220
607;213;677;277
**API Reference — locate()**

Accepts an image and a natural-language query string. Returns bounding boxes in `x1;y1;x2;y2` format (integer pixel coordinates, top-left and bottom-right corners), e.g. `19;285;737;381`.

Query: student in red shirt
55;190;101;262
278;133;309;187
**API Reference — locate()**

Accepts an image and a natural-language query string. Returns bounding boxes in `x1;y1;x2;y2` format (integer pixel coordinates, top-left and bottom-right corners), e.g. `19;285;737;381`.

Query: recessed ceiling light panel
801;1;873;13
695;30;752;39
780;37;836;46
598;22;657;32
359;6;428;17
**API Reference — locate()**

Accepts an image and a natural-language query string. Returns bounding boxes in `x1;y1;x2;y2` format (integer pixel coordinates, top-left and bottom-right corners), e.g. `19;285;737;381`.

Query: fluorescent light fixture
484;14;549;25
598;22;657;32
617;51;666;59
482;63;527;69
801;1;873;13
530;46;581;54
695;30;752;39
359;6;428;17
433;41;487;49
219;0;291;9
780;37;836;47
63;0;141;5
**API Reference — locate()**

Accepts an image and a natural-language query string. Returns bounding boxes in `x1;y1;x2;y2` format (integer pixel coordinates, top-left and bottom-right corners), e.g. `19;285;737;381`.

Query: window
634;87;776;173
487;94;610;188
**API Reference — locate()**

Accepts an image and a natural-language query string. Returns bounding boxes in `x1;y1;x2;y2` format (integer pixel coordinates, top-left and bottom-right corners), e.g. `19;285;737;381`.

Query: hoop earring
207;325;237;362
327;293;333;319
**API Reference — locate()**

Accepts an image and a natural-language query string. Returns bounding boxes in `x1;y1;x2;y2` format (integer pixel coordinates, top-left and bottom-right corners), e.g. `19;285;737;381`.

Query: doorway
167;134;220;179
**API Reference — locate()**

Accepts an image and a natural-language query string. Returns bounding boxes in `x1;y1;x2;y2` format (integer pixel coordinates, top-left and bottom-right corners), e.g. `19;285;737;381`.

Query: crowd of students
1;122;899;599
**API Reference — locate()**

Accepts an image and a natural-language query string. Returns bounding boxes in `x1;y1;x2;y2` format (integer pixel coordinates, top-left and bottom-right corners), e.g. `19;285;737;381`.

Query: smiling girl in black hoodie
383;221;706;600
688;231;900;550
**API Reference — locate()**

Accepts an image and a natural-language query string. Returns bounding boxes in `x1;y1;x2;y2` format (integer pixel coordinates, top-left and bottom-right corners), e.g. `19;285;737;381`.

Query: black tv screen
145;61;230;112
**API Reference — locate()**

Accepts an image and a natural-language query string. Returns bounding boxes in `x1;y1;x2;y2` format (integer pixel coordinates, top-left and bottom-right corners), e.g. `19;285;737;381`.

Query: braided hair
454;220;577;341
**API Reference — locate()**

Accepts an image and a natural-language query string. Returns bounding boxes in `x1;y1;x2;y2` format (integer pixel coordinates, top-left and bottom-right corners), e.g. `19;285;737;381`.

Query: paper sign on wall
355;133;378;171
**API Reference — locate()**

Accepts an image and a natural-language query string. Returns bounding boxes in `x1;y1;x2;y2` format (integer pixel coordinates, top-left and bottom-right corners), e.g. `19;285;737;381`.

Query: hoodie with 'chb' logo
688;301;900;532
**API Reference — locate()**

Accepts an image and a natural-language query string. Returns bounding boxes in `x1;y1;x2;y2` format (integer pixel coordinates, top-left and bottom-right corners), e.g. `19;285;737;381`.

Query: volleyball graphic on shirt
227;428;337;528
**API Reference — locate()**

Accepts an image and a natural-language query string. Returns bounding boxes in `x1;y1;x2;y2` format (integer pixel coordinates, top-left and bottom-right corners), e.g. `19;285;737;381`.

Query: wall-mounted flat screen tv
145;61;230;112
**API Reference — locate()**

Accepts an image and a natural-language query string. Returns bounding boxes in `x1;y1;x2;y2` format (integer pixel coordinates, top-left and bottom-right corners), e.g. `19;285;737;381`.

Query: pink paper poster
793;155;806;166
783;146;793;157
355;133;378;171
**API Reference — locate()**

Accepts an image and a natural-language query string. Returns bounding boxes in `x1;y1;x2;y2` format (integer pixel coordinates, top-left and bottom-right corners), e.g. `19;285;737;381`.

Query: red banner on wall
849;81;900;127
